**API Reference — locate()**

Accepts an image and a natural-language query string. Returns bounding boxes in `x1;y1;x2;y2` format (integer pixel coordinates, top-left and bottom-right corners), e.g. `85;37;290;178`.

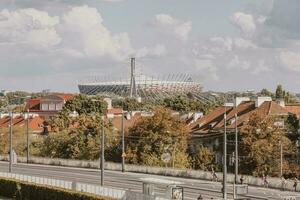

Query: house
0;114;45;133
25;93;74;119
188;96;300;166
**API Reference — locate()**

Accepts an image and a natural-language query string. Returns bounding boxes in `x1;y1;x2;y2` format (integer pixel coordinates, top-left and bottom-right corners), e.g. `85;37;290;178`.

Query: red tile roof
107;108;123;115
190;100;291;135
285;104;300;117
0;116;44;133
54;93;74;101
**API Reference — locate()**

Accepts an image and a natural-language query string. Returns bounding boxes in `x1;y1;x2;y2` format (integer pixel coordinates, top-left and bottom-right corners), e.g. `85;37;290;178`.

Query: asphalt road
0;162;298;200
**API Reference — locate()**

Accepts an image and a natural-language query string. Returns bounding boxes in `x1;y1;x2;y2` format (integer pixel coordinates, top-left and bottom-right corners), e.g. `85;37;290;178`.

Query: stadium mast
129;57;137;98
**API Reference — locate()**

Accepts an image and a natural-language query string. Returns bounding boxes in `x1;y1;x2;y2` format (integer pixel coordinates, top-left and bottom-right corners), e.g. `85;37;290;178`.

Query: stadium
78;58;203;101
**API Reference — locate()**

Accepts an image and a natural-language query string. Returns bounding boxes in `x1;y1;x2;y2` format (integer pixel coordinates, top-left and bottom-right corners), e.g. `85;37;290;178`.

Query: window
41;103;48;111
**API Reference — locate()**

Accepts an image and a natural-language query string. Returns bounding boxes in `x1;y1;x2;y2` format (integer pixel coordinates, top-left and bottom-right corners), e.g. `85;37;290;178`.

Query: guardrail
2;155;297;193
0;172;169;200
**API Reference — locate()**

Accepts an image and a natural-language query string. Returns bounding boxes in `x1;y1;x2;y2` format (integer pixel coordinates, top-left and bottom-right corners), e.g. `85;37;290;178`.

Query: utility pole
235;111;238;183
121;105;125;173
9;111;13;173
280;141;283;177
172;139;177;168
223;106;227;200
101;124;105;186
26;109;30;164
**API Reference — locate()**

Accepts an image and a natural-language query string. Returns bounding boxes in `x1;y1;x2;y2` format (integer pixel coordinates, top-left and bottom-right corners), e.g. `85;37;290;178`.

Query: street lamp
223;104;228;200
9;111;13;173
101;121;105;186
26;109;30;163
121;100;125;173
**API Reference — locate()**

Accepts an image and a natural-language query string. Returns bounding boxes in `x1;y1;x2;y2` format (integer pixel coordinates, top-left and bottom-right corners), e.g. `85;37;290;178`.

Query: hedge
0;178;116;200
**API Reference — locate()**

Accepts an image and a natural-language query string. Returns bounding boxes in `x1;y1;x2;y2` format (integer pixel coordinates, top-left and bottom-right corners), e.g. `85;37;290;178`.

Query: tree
260;89;274;98
240;112;292;176
41;114;119;160
275;85;284;99
126;107;189;168
163;95;216;114
63;94;107;115
191;146;216;171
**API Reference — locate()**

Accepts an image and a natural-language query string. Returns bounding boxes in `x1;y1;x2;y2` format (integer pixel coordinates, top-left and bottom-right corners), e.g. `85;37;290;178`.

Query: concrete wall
0;155;298;192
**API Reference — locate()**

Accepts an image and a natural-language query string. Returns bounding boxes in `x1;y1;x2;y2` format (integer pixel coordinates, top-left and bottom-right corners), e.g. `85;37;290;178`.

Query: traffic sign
161;152;171;163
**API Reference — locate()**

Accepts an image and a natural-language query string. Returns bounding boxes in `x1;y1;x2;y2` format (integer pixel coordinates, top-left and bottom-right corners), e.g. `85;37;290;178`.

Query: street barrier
0;172;170;200
0;155;298;192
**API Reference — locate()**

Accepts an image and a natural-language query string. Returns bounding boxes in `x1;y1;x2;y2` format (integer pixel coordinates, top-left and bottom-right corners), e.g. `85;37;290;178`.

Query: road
0;162;298;200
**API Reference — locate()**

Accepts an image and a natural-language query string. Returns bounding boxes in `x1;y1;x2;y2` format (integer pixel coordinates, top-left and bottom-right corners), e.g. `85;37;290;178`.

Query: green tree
191;146;215;170
63;94;107;115
126;107;189;168
260;89;274;98
275;85;284;99
41;114;119;160
163;95;215;114
240;112;292;176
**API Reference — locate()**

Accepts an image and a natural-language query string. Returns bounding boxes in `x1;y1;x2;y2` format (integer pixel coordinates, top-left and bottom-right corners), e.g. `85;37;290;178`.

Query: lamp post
223;105;227;200
26;109;30;163
9;111;13;173
101;124;105;186
121;106;125;172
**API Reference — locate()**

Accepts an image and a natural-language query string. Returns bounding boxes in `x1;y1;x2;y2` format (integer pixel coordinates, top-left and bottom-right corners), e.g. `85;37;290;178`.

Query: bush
0;178;115;200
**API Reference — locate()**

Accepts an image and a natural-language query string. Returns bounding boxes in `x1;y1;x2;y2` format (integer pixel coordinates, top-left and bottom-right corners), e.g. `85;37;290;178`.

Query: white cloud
194;59;219;81
280;50;300;71
230;12;257;38
233;38;257;49
61;5;133;60
0;8;61;49
227;55;250;70
136;44;166;58
152;14;192;42
251;60;270;74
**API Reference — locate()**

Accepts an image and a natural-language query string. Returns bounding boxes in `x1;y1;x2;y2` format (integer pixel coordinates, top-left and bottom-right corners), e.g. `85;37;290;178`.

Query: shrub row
0;178;115;200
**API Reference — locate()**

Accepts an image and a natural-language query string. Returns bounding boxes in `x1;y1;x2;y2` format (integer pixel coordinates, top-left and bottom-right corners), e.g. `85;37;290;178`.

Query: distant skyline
0;0;300;93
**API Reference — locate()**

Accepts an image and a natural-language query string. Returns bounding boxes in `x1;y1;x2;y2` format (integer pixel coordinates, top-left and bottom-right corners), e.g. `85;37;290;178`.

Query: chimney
103;98;112;109
234;97;250;107
256;96;272;107
193;112;203;123
276;99;285;107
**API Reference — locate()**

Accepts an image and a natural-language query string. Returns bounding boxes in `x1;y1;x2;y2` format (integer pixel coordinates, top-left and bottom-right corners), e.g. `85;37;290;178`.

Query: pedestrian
293;177;298;192
213;171;218;182
262;174;268;188
197;194;203;200
240;175;244;185
281;176;287;191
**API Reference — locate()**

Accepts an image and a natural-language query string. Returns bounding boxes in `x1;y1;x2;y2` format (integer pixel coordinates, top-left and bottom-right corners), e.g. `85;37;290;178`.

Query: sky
0;0;300;93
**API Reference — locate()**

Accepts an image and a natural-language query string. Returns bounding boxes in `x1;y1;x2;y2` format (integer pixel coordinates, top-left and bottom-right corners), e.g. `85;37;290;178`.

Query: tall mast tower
129;57;137;98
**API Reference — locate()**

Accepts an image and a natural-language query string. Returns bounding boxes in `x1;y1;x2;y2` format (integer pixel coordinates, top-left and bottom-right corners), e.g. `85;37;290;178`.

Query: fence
0;171;169;200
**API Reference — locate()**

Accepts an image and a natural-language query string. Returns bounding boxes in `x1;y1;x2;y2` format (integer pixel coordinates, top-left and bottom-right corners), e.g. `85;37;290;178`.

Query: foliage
163;95;217;114
126;107;189;168
240;112;292;176
275;85;284;99
41;114;119;160
275;85;299;103
112;98;143;111
0;178;115;200
259;89;275;99
190;146;215;171
63;94;107;115
6;91;30;105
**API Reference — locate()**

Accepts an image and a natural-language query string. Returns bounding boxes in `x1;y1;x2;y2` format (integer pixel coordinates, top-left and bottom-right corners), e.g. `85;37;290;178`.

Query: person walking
293;177;298;192
240;175;244;185
262;174;269;188
197;194;203;200
281;176;287;191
